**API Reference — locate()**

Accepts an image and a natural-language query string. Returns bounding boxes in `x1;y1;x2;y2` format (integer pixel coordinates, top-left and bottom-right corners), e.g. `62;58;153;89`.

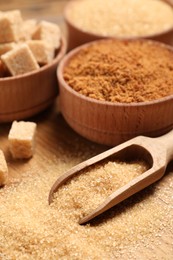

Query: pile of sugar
64;40;173;103
54;160;149;218
66;0;173;37
0;150;172;259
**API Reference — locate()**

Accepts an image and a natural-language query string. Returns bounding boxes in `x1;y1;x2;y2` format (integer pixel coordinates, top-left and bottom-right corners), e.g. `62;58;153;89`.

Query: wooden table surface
0;1;172;259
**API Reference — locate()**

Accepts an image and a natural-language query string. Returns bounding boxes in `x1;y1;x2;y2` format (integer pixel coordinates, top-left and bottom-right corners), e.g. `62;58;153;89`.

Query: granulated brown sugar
64;40;173;103
66;0;173;37
54;160;149;218
0;146;172;259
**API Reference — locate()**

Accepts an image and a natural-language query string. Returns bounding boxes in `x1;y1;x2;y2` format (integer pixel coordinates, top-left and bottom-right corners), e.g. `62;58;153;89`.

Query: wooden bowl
0;36;67;123
64;0;173;50
57;39;173;146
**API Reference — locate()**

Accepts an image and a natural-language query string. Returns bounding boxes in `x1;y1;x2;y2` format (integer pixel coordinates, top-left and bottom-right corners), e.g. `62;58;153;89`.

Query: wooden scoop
48;130;173;224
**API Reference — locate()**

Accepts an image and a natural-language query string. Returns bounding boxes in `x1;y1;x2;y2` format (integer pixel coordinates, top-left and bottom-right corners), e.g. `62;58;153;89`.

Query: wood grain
0;1;172;259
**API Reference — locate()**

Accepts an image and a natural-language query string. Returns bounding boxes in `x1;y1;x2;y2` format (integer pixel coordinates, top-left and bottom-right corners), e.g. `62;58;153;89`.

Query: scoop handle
155;129;173;163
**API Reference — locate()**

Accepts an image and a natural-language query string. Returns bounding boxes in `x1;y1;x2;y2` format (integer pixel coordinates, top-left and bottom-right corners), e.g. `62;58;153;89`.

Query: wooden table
0;1;172;259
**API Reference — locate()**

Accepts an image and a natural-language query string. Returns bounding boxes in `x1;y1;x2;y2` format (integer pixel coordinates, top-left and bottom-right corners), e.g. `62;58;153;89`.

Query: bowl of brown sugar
64;0;173;50
58;38;173;146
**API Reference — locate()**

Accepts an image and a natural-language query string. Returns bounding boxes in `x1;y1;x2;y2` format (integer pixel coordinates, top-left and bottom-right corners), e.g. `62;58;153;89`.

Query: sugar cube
27;40;55;65
8;121;37;159
32;20;61;49
0;42;16;56
1;44;39;76
0;10;23;43
20;19;37;41
0;150;8;186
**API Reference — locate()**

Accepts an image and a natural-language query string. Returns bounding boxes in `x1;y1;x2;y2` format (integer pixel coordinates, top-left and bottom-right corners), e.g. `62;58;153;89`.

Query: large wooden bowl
64;0;173;50
0;36;67;123
57;39;173;146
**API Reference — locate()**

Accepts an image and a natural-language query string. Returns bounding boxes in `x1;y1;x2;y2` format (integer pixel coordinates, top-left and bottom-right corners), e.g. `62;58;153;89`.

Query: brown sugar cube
0;150;8;186
20;19;37;41
1;44;39;76
27;40;55;65
0;42;16;56
32;20;61;49
0;10;23;43
8;121;37;159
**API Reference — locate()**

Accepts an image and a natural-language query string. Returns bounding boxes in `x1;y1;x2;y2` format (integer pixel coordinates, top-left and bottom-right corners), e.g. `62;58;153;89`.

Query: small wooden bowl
57;39;173;146
64;0;173;50
0;37;67;123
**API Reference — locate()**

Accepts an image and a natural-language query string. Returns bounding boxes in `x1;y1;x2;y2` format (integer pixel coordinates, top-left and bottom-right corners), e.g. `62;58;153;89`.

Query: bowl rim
57;38;173;108
64;0;173;40
0;35;67;82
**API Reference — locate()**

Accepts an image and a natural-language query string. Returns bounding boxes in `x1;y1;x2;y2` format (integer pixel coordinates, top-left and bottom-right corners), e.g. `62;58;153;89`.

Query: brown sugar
32;20;61;49
0;9;62;77
1;44;39;76
54;159;149;218
63;40;173;103
0;9;23;43
20;19;37;41
0;152;172;259
0;150;8;186
0;42;16;56
8;121;37;159
27;40;55;65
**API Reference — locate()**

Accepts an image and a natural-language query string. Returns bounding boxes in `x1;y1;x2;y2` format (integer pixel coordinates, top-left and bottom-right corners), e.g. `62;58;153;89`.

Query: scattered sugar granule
32;20;61;49
8;121;37;159
1;44;39;76
0;150;8;186
0;9;23;43
0;148;172;259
